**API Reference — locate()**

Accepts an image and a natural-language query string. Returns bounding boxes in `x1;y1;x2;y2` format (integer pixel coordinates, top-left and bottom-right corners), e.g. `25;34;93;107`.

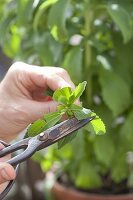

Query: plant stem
83;3;94;106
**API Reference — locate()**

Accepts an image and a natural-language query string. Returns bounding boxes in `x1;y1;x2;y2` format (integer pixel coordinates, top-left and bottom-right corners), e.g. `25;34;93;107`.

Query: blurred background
1;0;133;200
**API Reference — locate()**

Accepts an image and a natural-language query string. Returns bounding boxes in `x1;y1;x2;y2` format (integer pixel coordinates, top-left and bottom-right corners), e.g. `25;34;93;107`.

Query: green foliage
27;82;105;148
1;0;133;192
99;70;131;116
107;1;133;43
75;161;102;189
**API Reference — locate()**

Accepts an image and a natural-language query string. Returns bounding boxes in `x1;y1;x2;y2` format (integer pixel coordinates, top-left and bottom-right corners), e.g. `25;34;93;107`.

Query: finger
46;75;74;91
32;66;75;90
0;163;16;184
0;143;16;192
0;143;16;185
31;75;75;101
25;100;59;122
24;64;75;91
31;70;75;102
55;68;75;90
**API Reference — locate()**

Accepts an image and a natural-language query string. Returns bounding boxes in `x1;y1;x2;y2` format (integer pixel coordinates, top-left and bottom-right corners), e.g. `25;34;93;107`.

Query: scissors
0;116;95;199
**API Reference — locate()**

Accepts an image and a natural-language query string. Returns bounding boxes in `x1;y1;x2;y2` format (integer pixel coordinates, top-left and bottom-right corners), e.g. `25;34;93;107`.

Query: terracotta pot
52;181;133;200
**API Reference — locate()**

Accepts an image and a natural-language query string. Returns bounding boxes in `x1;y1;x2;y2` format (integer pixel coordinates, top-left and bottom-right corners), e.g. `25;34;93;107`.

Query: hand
0;62;75;142
0;143;15;193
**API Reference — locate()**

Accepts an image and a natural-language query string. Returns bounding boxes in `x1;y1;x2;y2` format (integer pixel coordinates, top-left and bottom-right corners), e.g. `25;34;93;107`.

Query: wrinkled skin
0;62;75;190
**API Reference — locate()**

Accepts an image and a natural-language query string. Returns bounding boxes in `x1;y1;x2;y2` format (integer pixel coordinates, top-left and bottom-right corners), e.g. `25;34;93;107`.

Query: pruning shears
0;116;95;199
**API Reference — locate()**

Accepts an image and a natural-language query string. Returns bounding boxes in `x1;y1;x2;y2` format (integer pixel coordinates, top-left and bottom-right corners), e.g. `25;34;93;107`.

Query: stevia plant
1;0;133;193
27;81;106;149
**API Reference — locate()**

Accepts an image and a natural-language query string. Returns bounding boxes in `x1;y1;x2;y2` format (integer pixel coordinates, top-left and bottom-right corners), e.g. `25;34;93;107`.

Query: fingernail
1;168;11;180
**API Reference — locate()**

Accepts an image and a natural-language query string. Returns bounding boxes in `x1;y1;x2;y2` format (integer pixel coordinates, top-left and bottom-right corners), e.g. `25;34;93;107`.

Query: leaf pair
53;81;87;106
27;111;62;137
26;81;106;148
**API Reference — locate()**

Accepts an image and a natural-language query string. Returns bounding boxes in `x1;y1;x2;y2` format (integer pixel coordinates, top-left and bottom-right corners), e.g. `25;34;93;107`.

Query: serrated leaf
43;112;62;130
99;71;131;116
107;3;133;43
44;111;61;122
57;105;67;112
72;107;92;120
53;87;72;105
70;81;87;104
86;115;106;135
58;131;77;149
27;119;46;137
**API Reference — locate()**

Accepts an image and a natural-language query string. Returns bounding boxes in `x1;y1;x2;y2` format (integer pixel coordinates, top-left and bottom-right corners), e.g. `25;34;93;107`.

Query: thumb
0;163;16;184
26;100;59;122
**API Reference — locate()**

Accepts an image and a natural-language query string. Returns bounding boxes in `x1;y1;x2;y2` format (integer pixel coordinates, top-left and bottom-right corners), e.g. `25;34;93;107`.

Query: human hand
0;143;15;193
0;62;75;142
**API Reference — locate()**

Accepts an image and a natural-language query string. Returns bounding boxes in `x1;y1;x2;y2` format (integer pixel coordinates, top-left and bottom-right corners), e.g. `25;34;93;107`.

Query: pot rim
52;180;133;200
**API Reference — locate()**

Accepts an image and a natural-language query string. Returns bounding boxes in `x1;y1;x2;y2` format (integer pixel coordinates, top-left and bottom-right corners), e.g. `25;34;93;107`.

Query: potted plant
1;0;133;199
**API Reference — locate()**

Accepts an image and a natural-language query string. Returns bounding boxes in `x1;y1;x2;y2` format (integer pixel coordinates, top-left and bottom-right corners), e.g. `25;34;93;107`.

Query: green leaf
57;105;67;112
71;129;86;161
45;88;54;97
107;3;133;43
97;55;112;71
86;115;106;135
17;0;34;25
58;131;78;149
63;47;83;83
44;111;61;122
27;111;62;137
111;149;128;183
43;112;62;130
75;161;102;189
71;105;92;120
94;135;115;167
99;71;131;116
33;32;62;65
48;0;69;41
33;0;58;31
53;87;72;105
27;119;46;137
70;81;87;104
120;110;133;151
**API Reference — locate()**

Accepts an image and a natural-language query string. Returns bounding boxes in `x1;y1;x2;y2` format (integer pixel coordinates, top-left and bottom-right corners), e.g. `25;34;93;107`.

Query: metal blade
37;116;95;150
49;116;95;141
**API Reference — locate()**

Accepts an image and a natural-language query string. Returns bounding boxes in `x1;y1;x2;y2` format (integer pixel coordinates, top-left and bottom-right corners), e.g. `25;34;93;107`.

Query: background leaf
107;2;133;43
75;161;102;189
63;47;83;83
58;131;77;149
99;71;131;116
48;0;69;41
94;135;115;167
